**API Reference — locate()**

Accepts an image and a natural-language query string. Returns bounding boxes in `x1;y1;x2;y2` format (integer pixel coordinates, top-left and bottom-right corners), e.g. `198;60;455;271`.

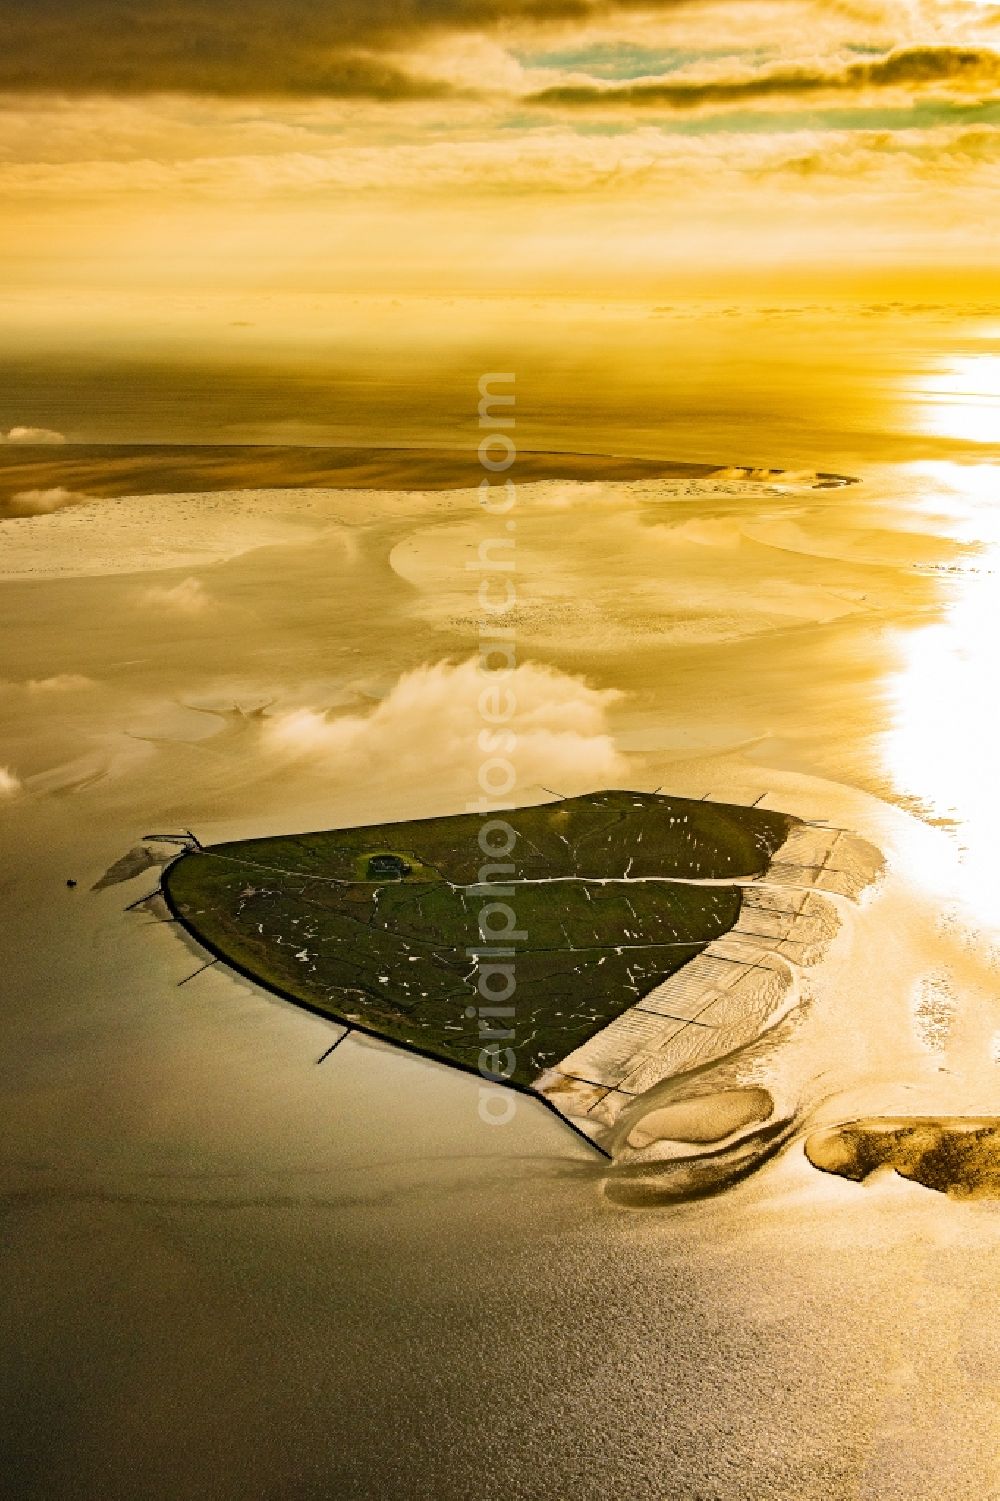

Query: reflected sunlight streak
884;461;1000;921
916;355;1000;446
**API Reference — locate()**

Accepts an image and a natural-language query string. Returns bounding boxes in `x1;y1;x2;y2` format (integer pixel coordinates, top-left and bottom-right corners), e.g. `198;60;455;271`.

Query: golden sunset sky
1;0;999;452
1;0;998;298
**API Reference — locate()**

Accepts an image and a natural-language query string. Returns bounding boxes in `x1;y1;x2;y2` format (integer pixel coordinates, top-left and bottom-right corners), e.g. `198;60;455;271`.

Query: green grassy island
163;791;794;1087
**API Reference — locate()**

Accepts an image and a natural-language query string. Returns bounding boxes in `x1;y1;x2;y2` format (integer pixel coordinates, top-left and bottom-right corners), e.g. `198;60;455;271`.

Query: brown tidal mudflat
0;444;722;512
805;1118;1000;1200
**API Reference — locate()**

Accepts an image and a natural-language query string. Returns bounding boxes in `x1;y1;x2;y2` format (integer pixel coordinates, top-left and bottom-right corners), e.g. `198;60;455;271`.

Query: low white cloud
262;657;625;793
137;576;215;614
0;766;22;797
7;486;89;516
1;426;66;444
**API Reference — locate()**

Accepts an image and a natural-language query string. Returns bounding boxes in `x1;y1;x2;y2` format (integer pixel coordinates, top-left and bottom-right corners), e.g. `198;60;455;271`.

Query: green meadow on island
163;791;794;1088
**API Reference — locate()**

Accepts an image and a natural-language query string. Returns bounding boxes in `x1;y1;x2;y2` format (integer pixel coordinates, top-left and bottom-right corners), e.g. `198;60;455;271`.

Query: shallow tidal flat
2;453;1000;1499
0;442;719;513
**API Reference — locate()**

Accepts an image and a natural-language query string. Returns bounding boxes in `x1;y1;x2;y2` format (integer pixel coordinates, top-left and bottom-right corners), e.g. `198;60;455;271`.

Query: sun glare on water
915;353;1000;446
883;459;1000;922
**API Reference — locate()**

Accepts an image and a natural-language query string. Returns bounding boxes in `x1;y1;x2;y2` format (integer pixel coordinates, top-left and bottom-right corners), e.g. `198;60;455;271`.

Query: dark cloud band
530;45;1000;111
0;0;687;98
